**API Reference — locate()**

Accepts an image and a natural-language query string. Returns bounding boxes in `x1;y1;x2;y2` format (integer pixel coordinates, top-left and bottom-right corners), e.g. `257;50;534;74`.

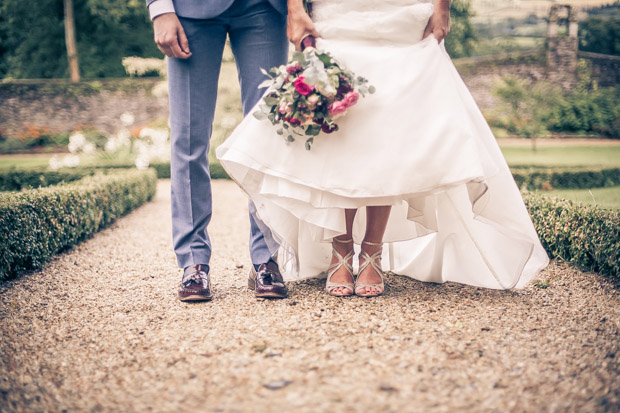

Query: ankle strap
333;237;353;243
361;240;382;246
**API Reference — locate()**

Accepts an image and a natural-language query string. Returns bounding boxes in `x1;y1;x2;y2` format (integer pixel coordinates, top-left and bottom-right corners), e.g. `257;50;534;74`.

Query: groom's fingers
177;26;192;56
153;13;191;59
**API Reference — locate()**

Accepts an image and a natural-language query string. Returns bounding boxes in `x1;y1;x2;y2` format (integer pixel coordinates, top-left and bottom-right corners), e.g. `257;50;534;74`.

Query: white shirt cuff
149;0;176;20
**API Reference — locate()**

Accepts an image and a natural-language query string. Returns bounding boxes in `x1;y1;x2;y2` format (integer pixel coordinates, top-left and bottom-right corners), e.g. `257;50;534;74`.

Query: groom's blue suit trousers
167;0;288;268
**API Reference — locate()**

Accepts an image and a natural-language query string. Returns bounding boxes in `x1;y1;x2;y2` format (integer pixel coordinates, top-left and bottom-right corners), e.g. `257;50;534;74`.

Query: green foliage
491;75;548;143
0;169;92;191
579;15;620;56
523;192;620;278
511;167;620;191
445;0;478;58
0;168;157;280
0;0;160;79
491;68;620;138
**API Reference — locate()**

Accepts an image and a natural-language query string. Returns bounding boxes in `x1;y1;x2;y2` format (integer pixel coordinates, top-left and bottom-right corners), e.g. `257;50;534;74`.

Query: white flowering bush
122;56;168;98
49;112;170;171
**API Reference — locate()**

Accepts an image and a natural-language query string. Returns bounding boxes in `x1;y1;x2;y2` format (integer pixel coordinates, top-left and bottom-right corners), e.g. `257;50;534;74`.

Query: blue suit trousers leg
167;2;288;269
227;3;288;265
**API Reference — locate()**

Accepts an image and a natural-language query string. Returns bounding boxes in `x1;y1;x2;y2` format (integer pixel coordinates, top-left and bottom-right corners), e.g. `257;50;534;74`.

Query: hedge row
0;169;93;191
0;169;157;281
89;161;229;180
0;161;229;188
511;167;620;191
523;192;620;278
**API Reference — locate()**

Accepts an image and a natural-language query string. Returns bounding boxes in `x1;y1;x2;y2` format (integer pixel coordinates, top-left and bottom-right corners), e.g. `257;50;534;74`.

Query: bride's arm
287;0;321;51
423;0;451;42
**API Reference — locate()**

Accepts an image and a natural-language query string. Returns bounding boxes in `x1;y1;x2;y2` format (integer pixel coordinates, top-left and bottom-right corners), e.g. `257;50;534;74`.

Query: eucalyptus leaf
258;79;273;89
263;96;279;106
305;137;314;150
287;135;295;142
276;128;284;135
253;111;267;120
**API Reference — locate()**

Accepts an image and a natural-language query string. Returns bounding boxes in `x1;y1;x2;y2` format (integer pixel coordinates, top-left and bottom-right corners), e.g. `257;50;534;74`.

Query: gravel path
1;180;619;412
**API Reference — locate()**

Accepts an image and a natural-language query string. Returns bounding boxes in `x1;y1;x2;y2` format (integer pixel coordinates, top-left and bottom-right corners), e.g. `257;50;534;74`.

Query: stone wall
0;78;168;138
453;51;547;111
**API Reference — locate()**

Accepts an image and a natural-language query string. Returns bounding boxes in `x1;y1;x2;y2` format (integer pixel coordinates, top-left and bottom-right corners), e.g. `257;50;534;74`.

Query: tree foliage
0;0;478;78
446;0;478;58
0;0;160;79
579;16;620;56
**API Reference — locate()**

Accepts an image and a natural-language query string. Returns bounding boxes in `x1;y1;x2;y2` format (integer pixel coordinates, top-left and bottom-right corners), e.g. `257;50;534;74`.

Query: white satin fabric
216;0;549;289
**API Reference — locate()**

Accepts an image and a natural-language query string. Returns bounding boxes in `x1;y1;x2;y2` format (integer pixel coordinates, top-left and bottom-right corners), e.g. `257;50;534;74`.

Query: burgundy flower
285;117;302;126
321;122;339;134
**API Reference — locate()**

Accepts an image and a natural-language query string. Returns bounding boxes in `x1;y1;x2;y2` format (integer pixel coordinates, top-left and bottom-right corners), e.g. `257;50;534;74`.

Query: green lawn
543;186;620;210
500;145;620;168
0;154;55;170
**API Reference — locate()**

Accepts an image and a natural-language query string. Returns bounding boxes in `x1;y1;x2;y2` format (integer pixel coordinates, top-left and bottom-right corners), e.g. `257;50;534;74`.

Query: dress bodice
311;0;435;45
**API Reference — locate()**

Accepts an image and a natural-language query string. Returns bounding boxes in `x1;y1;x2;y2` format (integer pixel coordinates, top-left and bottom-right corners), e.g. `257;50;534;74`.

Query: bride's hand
287;3;321;51
423;9;451;43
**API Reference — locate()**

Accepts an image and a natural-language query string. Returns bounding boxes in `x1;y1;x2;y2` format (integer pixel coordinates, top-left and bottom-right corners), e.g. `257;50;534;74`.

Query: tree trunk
64;0;80;82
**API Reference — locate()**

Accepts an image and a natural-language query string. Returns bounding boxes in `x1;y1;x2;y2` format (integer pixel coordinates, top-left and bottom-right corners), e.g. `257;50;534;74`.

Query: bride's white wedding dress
216;0;549;289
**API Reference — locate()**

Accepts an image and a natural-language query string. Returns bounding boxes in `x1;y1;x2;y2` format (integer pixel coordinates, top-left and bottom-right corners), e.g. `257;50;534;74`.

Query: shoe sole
248;277;287;299
178;294;213;302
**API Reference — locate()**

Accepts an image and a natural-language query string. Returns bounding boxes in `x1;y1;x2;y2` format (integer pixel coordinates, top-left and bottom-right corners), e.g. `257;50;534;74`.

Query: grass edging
512;167;620;191
524;192;619;278
0;168;157;281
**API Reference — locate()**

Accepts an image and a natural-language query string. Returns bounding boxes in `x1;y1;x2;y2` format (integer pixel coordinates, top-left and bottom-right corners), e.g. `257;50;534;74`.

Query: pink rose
294;76;314;96
343;91;359;108
307;95;319;105
328;100;348;119
278;101;292;115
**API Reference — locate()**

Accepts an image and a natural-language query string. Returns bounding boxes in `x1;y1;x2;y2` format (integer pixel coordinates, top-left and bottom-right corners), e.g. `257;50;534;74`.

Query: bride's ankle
361;239;382;253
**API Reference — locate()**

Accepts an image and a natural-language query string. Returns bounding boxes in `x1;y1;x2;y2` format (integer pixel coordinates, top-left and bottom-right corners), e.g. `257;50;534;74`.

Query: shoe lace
183;270;206;287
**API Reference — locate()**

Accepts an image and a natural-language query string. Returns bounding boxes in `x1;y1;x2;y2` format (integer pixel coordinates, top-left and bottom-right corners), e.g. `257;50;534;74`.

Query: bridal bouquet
254;46;375;150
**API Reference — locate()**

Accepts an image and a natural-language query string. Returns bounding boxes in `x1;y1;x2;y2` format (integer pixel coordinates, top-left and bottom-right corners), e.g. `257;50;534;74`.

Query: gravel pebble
1;180;619;412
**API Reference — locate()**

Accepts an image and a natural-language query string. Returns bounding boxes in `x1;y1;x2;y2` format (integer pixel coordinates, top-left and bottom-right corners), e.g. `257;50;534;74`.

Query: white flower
120;112;135;127
151;81;169;98
68;132;86;153
83;142;96;154
104;136;122;152
117;129;131;143
62;155;80;168
135;155;150;170
49;156;62;171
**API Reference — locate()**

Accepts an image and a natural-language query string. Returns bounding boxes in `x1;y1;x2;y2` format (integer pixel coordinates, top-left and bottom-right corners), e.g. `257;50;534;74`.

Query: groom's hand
423;9;451;43
153;13;192;59
287;6;321;51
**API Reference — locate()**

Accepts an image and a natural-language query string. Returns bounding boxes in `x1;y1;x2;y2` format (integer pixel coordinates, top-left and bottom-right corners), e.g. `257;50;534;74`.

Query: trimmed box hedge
0;169;157;281
523;192;620;279
76;161;228;180
0;169;93;191
511;167;620;191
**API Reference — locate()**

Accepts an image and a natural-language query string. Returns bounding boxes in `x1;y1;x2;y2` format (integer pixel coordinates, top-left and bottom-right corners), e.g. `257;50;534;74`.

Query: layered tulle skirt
216;0;549;289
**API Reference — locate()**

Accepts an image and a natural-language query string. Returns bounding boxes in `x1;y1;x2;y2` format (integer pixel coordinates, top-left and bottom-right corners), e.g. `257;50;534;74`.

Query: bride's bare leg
357;205;391;295
329;208;357;295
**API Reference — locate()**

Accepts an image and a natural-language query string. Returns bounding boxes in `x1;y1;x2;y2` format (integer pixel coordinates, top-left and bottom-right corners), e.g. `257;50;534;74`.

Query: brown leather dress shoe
178;264;213;302
248;260;288;299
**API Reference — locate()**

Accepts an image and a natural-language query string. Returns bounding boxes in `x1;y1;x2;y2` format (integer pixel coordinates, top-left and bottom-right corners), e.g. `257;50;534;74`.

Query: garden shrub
511;167;620;190
0;169;157;280
0;169;92;191
524;192;620;279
